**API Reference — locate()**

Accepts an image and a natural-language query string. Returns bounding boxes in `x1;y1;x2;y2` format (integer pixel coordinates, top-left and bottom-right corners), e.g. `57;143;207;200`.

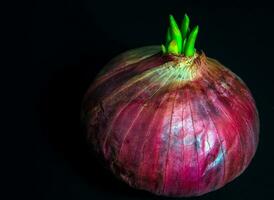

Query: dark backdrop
17;0;274;199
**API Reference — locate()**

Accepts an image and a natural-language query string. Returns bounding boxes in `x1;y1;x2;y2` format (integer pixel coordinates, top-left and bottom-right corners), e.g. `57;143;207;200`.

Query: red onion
82;14;259;197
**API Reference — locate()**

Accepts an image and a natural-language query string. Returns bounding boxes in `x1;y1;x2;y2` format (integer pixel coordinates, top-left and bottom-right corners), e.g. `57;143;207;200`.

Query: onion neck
164;52;206;82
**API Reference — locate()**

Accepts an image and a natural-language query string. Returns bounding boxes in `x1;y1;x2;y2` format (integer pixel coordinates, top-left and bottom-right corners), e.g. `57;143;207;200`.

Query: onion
82;14;259;197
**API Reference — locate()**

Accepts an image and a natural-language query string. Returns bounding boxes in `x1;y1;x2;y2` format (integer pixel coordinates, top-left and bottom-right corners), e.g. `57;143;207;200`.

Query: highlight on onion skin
81;14;259;197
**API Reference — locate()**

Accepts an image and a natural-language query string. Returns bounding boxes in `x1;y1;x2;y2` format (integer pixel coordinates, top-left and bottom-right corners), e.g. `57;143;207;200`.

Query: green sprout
167;40;179;54
181;14;190;39
169;15;183;54
184;25;199;56
162;14;199;57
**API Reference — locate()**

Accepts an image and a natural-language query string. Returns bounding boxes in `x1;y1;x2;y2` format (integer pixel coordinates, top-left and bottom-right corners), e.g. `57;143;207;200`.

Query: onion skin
82;46;259;197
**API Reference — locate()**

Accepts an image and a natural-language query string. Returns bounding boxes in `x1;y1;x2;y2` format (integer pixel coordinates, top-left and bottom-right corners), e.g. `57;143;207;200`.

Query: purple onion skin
82;46;259;197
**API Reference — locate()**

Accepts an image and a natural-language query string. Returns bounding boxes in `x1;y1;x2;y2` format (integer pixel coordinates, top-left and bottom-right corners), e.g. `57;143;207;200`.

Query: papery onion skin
82;46;259;197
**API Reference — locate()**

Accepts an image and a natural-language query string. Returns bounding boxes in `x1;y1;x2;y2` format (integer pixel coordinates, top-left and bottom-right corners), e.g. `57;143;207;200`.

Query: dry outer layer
82;46;259;197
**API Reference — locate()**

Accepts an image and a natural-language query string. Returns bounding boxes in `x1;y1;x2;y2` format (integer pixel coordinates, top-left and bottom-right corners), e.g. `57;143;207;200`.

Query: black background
13;0;274;199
